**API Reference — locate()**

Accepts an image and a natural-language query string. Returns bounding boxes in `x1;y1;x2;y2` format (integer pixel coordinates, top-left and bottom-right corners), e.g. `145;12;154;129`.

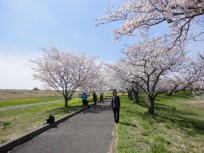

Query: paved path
0;100;63;111
9;99;115;153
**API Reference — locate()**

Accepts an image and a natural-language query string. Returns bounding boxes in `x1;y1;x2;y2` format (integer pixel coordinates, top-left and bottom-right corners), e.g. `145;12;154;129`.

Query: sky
0;0;125;89
0;0;203;89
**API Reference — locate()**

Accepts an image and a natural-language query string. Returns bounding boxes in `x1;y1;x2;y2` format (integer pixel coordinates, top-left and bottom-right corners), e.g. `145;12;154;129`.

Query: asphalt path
0;100;63;111
9;99;115;153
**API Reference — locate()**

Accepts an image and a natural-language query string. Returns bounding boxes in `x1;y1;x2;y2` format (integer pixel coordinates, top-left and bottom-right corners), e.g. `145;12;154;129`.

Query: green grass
0;90;94;108
0;90;112;144
0;97;63;108
116;92;204;153
0;89;62;100
0;89;82;101
0;97;94;144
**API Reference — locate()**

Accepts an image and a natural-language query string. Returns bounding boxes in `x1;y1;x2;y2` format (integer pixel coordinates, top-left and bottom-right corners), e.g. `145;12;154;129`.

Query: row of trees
97;0;204;115
32;45;203;113
32;47;107;107
105;37;203;114
32;1;204;115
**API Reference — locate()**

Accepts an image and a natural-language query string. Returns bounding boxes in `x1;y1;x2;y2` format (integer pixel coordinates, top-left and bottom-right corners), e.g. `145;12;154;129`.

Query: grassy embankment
0;89;111;144
0;89;62;100
115;91;204;153
0;97;64;108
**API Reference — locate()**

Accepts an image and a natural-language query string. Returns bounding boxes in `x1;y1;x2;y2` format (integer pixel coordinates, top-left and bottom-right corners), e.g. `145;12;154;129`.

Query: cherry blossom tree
31;47;100;107
79;69;108;94
97;0;204;47
165;57;203;96
108;38;203;114
108;37;187;115
198;53;204;77
106;60;142;103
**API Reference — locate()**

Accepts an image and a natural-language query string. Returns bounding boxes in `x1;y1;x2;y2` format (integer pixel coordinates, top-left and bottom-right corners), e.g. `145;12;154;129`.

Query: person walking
111;90;120;123
80;93;89;107
93;92;97;106
99;92;104;104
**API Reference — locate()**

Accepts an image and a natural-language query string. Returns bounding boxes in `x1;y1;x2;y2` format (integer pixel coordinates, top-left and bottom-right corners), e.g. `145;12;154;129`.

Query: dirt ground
185;98;204;110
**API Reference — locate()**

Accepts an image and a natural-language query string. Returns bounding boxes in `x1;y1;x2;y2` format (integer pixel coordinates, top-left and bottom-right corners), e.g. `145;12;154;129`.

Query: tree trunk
133;90;140;104
183;88;186;93
132;85;140;104
166;90;174;97
128;89;133;100
64;96;69;107
148;96;155;115
135;92;140;104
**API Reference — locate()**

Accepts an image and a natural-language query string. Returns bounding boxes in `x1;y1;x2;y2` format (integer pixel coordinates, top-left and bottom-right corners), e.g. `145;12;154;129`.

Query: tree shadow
119;121;138;128
155;103;198;116
148;103;204;132
122;95;204;135
156;114;204;132
83;104;112;114
127;103;202;132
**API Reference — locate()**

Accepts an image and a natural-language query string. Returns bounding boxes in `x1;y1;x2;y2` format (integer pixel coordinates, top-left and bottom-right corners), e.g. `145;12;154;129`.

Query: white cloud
0;52;42;89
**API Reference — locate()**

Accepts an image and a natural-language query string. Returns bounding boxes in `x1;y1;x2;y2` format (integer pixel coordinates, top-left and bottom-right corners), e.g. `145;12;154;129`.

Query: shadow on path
83;103;112;114
10;99;115;153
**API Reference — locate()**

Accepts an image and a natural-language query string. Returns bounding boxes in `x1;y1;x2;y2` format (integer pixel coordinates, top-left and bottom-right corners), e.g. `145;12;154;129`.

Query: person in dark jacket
99;92;104;104
93;92;97;106
111;90;120;123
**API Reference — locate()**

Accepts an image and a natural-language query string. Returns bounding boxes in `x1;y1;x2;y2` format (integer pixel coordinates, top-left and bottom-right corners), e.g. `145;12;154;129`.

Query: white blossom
31;47;100;107
97;0;204;46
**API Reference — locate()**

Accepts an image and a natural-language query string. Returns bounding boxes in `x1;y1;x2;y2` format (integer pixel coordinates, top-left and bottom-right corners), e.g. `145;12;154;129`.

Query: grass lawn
0;90;113;108
0;89;62;100
0;97;93;144
0;97;63;108
115;92;204;153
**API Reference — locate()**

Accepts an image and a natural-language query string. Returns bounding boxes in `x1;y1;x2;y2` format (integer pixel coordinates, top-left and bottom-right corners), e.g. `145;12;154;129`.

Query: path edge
0;106;88;153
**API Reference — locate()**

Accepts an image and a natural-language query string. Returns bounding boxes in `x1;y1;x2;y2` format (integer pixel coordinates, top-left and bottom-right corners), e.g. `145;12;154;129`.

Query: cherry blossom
107;36;186;114
31;47;99;107
97;0;204;47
